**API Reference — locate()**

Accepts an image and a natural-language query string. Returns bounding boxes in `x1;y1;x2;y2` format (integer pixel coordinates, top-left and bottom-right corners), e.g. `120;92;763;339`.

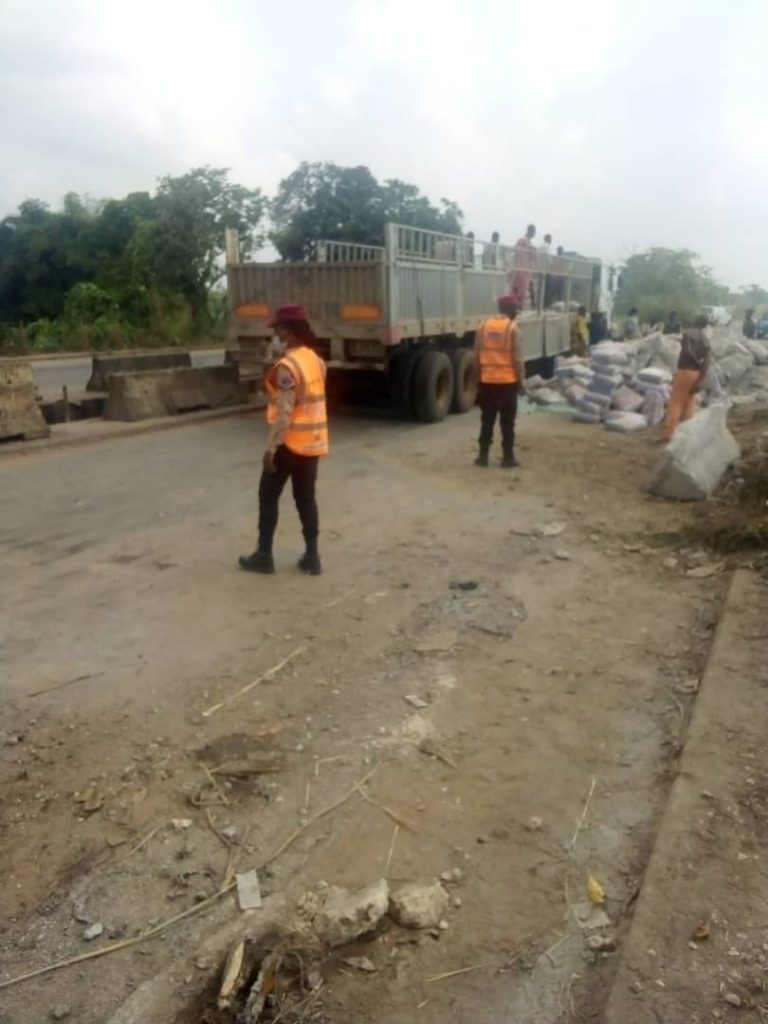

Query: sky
1;0;767;288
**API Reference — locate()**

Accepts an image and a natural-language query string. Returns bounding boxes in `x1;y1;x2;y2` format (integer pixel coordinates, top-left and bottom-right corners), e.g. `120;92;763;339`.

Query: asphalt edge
0;401;263;459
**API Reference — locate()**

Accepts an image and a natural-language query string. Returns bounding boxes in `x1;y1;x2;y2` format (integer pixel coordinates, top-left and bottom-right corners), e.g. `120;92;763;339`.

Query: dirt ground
0;400;764;1023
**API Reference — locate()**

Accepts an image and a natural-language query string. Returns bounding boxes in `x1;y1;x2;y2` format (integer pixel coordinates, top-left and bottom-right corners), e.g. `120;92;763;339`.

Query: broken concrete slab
649;405;740;501
86;351;192;392
312;879;389;947
389;880;449;929
103;366;246;422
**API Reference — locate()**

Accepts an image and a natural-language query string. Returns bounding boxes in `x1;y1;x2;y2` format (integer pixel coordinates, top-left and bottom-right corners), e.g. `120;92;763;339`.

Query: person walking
474;295;526;468
663;315;711;440
239;304;328;576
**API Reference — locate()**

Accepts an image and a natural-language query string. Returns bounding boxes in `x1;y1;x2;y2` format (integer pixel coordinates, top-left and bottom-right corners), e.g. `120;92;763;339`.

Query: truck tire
450;347;479;413
388;350;420;418
413;350;453;423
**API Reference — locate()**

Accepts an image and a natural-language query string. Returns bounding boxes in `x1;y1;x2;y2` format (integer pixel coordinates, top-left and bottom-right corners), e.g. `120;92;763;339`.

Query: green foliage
63;282;118;323
616;248;730;325
271;161;464;260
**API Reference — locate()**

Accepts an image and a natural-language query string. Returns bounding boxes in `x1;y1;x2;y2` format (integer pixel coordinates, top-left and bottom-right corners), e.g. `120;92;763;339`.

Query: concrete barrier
0;359;50;440
86;351;192;392
103;365;247;422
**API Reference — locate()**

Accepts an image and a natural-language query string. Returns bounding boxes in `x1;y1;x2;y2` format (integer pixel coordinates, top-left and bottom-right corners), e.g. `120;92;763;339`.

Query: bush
64;282;118;324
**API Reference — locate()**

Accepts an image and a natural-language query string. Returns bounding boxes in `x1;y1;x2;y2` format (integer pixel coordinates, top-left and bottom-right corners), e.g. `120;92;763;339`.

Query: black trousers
478;383;518;456
258;445;319;552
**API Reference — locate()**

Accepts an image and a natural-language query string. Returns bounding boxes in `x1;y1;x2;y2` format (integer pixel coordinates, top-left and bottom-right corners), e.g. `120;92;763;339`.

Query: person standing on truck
482;231;501;269
509;224;537;308
474;295;526;468
663;315;711;440
538;234;553;307
239;304;328;576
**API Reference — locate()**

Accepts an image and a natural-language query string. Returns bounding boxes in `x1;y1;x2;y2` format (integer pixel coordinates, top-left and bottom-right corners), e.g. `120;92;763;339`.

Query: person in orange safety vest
474;295;526;468
239;304;328;576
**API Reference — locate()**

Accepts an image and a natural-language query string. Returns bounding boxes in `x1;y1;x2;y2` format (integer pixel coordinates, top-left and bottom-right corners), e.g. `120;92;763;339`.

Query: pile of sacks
525;328;768;434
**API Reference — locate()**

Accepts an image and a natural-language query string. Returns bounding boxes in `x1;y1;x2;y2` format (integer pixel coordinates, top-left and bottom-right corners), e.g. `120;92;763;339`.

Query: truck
226;224;613;422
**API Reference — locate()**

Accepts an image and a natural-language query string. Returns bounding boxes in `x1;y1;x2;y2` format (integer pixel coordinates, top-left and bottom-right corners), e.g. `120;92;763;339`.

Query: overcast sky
2;0;766;287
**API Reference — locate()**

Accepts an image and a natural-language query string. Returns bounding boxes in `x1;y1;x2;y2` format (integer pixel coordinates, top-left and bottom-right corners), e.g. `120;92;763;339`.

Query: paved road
31;349;225;398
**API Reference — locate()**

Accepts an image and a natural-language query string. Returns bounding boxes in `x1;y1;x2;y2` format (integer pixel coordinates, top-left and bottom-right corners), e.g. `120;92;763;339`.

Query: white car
701;305;732;326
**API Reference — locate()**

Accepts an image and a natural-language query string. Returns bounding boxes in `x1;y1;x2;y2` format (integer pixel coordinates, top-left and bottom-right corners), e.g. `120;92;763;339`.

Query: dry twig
355;784;419;833
568;777;597;855
427;963;494;983
202;647;306;717
384;824;400;877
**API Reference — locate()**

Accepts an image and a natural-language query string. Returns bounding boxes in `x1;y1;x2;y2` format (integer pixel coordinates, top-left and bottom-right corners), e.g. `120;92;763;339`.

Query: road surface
30;348;225;398
0;407;720;1023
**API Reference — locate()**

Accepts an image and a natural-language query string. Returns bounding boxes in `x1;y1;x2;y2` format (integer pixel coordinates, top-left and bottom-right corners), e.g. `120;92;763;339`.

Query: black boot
298;536;322;576
501;453;520;468
238;548;275;574
474;446;489;468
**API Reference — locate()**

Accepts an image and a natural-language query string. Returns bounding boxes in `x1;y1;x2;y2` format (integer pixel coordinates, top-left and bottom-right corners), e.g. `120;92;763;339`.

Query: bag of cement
583;389;612;409
590;341;630;367
563;383;587;405
611;385;644;413
605;410;647;433
742;339;768;366
590;372;621;396
531;387;565;405
523;374;546;391
576;398;603;417
648;405;740;500
717;352;754;385
573;410;602;424
641;389;666;427
638;366;672;386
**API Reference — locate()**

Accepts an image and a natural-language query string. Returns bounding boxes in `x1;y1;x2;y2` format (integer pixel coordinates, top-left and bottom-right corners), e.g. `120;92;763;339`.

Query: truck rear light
341;304;381;321
235;302;271;319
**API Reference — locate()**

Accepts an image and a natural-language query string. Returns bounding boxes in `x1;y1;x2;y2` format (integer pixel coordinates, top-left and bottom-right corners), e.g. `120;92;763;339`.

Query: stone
389;881;449;930
313;879;389;947
724;993;742;1008
649;406;740;501
587;934;616;952
83;922;104;941
50;1007;72;1021
342;956;377;972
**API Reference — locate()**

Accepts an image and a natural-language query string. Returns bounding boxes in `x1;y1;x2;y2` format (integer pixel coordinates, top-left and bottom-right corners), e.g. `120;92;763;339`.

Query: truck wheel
388;350;420;418
413;350;453;423
450;347;478;413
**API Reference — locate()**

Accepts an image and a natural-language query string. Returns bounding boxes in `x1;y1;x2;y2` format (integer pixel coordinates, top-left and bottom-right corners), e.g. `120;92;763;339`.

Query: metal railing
314;240;385;263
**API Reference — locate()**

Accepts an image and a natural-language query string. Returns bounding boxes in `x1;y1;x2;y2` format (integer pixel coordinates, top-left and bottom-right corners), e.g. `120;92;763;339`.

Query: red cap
497;294;519;315
267;304;310;327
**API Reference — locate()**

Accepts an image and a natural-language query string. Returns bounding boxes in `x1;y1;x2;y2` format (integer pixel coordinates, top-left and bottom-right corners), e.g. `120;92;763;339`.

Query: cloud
0;0;766;285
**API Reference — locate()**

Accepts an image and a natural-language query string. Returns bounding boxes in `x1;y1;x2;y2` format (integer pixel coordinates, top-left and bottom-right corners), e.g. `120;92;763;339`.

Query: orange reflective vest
477;316;518;384
266;346;329;457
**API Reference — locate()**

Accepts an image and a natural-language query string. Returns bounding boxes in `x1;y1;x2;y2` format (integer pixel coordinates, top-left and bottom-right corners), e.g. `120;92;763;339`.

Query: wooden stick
28;673;103;698
222;825;252;892
0;768;375;992
384;824;399;877
568;777;597;854
355;784;419;833
200;760;230;806
427;963;493;983
126;822;164;857
304;779;311;813
0;886;232;992
205;808;232;849
202;647;306;717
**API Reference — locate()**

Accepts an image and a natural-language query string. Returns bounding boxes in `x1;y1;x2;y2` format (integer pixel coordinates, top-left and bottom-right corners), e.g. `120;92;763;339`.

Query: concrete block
103;366;246;422
0;382;50;440
649;405;740;501
86;351;192;392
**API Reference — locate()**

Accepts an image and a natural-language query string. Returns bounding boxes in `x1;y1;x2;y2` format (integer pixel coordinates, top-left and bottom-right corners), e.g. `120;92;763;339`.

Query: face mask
270;337;287;357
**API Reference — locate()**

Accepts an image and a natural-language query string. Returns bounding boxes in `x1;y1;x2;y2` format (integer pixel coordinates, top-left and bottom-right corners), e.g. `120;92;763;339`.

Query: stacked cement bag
574;342;633;424
605;411;648;433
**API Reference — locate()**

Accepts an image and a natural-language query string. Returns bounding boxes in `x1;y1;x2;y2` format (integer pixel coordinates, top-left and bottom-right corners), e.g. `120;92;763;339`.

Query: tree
131;167;266;326
615;248;730;324
270;161;464;260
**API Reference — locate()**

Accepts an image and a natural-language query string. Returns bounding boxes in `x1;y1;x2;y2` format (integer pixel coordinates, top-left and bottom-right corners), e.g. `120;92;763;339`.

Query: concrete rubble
389;880;449;929
311;878;390;947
